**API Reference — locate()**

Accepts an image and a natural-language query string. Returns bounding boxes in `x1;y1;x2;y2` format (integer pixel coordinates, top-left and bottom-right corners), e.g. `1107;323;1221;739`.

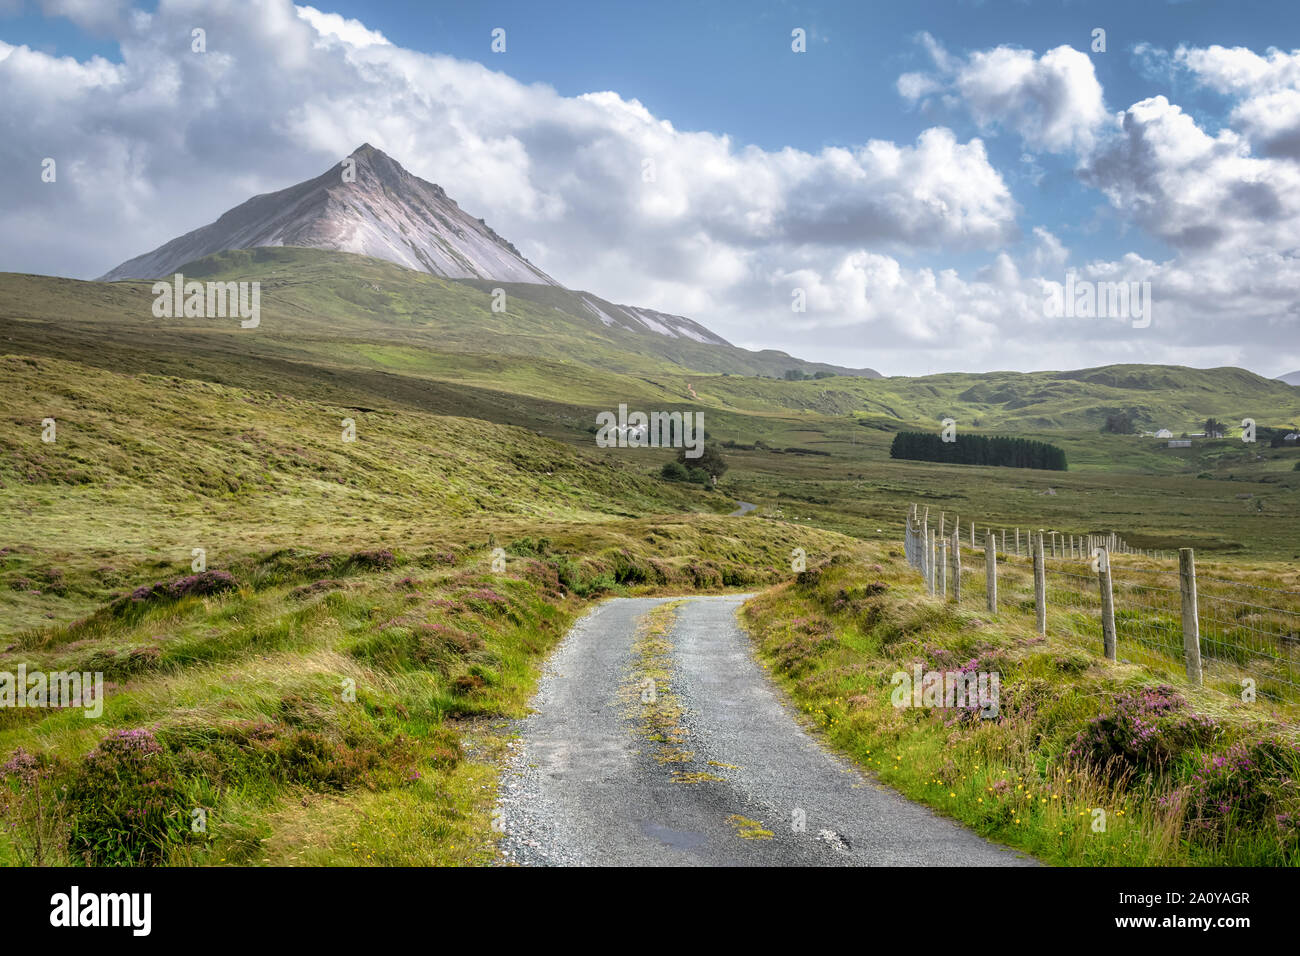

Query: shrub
1068;685;1220;782
462;587;510;615
609;550;653;585
506;537;550;557
67;729;187;866
659;461;688;481
127;570;237;605
290;578;344;600
0;748;68;865
351;622;484;672
676;442;728;478
278;731;376;791
347;549;397;571
519;558;563;596
1178;738;1300;849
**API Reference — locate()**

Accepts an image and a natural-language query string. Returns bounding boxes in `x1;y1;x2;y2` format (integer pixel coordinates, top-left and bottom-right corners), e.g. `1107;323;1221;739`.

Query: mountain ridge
101;144;558;285
98;145;879;377
4;250;1298;429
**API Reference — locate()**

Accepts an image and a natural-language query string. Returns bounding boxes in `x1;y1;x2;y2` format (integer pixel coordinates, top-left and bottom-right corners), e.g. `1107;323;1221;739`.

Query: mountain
100;144;557;285
96;143;879;377
454;279;731;347
1276;370;1300;386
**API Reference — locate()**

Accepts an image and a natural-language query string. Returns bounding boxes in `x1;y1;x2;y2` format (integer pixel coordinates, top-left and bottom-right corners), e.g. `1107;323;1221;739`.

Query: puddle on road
640;821;708;850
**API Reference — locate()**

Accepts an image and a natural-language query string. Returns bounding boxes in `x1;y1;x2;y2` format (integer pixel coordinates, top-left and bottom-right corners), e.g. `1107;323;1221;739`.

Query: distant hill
846;365;1300;431
5;247;1300;434
1277;370;1300;386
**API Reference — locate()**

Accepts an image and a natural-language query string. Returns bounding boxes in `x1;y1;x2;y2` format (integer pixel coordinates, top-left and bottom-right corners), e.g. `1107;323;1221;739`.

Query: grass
0;517;845;866
1;247;1297;867
742;545;1300;866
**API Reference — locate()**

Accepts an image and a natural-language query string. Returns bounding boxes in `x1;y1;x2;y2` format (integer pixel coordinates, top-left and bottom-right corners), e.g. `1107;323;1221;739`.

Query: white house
1155;428;1173;439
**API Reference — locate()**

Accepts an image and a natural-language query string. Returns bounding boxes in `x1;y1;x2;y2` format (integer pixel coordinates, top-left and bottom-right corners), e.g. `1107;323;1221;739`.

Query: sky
2;0;1300;377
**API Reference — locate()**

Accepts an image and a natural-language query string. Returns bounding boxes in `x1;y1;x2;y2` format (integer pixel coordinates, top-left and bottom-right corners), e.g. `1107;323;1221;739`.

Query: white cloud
0;1;1017;301
295;4;389;48
1081;95;1300;254
1173;45;1300;160
899;34;1107;154
0;5;1298;376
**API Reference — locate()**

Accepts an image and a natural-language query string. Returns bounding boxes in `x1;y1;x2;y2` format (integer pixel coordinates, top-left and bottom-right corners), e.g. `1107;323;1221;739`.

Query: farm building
1155;428;1173;439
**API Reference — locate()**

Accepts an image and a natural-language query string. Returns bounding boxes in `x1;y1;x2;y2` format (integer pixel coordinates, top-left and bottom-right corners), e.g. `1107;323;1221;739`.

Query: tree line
890;431;1068;471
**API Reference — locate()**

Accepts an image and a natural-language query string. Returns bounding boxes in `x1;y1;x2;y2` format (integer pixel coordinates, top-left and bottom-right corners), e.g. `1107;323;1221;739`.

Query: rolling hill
7;248;1299;436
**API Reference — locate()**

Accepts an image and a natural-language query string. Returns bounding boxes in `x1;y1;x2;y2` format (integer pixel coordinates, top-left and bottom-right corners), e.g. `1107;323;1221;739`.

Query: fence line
902;504;1300;702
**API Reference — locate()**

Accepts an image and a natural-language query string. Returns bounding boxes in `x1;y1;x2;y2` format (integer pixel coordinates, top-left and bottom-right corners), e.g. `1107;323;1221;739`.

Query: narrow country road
495;594;1035;866
729;500;757;516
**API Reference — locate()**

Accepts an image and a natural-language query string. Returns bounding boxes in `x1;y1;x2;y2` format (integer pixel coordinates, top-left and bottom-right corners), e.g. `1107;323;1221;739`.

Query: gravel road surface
495;594;1035;866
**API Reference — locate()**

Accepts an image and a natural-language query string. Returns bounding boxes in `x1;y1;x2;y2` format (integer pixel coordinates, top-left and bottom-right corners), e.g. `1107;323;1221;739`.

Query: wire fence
902;505;1300;703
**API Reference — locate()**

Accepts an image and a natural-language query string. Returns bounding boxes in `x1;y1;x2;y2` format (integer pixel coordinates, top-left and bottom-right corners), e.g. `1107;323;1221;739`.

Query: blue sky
2;0;1300;376
12;0;1293;268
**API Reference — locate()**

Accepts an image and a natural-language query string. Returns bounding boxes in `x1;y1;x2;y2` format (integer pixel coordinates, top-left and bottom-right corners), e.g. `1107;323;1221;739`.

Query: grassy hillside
0;249;1297;867
2;255;1297;569
0;348;850;866
0;354;728;633
5;250;1300;433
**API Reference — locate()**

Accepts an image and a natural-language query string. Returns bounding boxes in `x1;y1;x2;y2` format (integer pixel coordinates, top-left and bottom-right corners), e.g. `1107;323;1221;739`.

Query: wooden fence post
939;538;948;598
1179;548;1203;685
921;510;930;586
950;529;961;603
927;529;937;596
1000;529;1007;555
985;532;997;614
1033;531;1046;636
1015;527;1021;556
1098;548;1116;661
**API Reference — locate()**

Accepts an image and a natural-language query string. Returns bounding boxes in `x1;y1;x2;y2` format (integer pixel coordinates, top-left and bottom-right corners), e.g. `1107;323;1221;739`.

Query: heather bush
350;621;484;672
1179;737;1300;849
462;587;509;615
128;570;238;604
66;729;188;866
0;748;69;865
347;549;397;571
1068;685;1221;781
